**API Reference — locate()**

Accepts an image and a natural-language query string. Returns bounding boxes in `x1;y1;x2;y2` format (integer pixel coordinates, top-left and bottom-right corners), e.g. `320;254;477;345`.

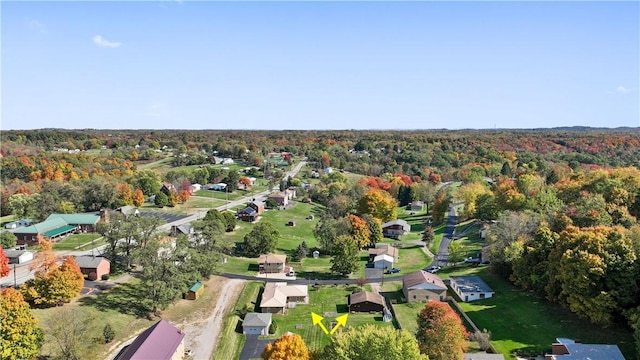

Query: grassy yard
269;284;396;352
213;282;262;360
52;233;102;251
451;220;483;259
435;266;636;359
0;214;16;227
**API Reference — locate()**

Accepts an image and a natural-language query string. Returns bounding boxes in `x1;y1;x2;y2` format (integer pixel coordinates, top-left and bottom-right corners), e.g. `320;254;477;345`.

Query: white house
373;254;394;270
210;183;227;191
449;276;495;302
242;313;272;335
222;158;234;165
190;183;202;192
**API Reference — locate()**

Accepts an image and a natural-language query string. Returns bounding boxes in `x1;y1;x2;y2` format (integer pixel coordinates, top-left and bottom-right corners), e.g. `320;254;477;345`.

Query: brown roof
403;270;447;293
368;245;399;260
258;254;287;264
349;291;385;306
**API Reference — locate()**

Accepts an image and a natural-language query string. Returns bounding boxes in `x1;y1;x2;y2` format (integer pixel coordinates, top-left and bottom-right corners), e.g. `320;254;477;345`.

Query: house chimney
99;208;109;223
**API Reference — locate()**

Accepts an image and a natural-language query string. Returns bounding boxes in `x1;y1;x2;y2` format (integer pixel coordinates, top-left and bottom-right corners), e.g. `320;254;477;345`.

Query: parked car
286;269;296;277
464;257;480;264
426;265;442;273
387;267;401;274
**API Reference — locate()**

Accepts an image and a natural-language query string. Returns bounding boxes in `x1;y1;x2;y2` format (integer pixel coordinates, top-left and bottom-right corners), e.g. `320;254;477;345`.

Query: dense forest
2;128;640;356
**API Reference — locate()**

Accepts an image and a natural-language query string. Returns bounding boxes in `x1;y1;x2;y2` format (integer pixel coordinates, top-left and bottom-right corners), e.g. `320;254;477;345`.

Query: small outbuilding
373;254;394;270
312;250;320;259
348;291;386;313
74;255;111;281
242;313;272;335
185;281;204;300
4;249;34;264
449;276;495;302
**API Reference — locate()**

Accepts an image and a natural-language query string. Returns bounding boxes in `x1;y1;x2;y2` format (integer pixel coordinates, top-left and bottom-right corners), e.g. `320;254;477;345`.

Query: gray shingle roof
450;276;494;294
243;313;272;327
74;255;109;269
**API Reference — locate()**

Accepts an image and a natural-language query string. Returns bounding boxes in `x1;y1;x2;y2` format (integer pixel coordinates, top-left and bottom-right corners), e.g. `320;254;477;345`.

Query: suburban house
449;276;495;302
237;201;265;222
4;249;34;264
381;219;410;239
373;254;394;270
464;354;505;360
368;243;399;262
4;219;32;229
545;338;625;360
258;254;287;274
243;313;272;335
285;187;297;199
190;183;202;192
260;282;309;314
74;255;111;280
185;281;204;300
407;201;425;211
117;319;185;360
348;291;386;313
402;270;447;302
268;193;288;207
12;213;100;245
210;183;227;191
160;183;176;195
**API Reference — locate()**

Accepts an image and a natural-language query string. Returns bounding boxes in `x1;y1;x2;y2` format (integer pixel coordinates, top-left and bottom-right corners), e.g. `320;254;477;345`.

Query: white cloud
28;20;47;35
93;35;122;48
615;86;631;94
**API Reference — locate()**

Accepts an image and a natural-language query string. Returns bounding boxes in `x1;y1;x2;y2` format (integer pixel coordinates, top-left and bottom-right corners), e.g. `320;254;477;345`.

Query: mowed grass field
390;264;636;359
52;233;102;251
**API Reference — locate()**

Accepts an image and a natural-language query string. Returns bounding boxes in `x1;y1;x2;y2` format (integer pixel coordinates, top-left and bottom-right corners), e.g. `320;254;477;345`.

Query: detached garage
5;249;34;264
243;313;272;335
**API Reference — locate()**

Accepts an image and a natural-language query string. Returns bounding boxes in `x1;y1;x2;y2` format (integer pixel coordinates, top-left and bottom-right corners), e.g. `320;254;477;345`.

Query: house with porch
381;219;410;239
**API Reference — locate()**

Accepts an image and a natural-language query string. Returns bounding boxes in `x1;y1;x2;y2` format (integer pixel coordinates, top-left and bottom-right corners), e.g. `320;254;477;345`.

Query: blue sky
2;1;638;130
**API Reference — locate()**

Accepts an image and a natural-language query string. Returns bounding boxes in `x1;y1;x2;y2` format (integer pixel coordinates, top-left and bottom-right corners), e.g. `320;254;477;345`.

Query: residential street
435;205;457;267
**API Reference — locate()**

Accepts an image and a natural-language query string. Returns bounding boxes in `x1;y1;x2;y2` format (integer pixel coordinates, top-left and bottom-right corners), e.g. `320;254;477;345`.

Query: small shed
4;249;34;264
185;281;204;300
242;313;272;335
312;250;320;259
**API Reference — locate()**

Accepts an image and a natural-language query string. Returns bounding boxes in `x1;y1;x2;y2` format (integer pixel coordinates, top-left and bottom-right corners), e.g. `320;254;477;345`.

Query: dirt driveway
182;279;244;359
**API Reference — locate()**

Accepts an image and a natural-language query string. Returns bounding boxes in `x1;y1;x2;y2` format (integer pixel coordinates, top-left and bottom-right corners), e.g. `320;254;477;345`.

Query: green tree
323;324;426;360
222;211;236;232
42;306;98;360
242;222;280;257
475;193;500;221
432;190;452;224
103;323;115;343
362;213;383;247
416;301;468;360
448;241;464;263
154;191;169;207
313;214;351;253
8;193;39;219
0;232;17;249
0;288;43;360
330;235;359;276
422;226;435;247
136;237;186;312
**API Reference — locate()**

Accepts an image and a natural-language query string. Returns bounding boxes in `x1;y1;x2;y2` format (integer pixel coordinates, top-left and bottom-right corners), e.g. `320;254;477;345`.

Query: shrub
269;320;278;334
101;274;110;281
103;323;115;343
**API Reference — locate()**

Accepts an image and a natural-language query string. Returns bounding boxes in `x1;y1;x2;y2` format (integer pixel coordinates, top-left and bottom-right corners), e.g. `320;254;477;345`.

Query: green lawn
0;214;16;227
393;246;430;274
52;233;102;251
137;156;172;170
450;220;483;260
213;281;262;360
269;284;396;352
435;266;636;359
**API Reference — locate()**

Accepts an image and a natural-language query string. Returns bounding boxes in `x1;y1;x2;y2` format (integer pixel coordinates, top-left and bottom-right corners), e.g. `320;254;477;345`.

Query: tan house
368;243;399;262
381;219;410;239
268;193;289;207
260;282;309;314
258;254;287;274
402;270;447;302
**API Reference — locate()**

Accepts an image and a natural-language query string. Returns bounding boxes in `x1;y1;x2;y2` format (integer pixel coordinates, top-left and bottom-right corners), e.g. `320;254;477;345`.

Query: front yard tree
313;214;351;253
323;324;426;360
137;238;186;313
416;301;468;360
154;191;168;207
362;214;383;247
0;288;43;360
330;235;359;276
357;189;397;222
21;256;84;306
0;231;17;248
422;225;435;247
242;222;280;257
261;333;310;360
431;189;452;224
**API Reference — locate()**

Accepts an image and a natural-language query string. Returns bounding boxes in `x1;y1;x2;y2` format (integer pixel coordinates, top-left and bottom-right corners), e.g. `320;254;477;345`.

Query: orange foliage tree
357;189;397;223
0;247;10;278
29;236;59;272
132;188;145;207
348;214;371;249
416;301;468;360
261;333;310;360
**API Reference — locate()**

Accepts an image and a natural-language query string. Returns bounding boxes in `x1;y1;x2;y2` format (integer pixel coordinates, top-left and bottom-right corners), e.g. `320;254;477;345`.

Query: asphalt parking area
138;212;189;224
239;335;273;360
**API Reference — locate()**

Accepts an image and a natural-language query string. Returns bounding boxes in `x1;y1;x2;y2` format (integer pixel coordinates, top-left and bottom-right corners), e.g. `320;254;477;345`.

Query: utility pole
13;264;17;287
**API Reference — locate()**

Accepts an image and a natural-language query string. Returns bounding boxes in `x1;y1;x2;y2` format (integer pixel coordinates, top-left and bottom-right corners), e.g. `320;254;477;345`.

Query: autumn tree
362;213;383;247
422;225;435;247
357;189;397;222
457;182;490;220
330;235;359;276
0;288;43;360
241;222;280;257
348;214;371;249
416;301;468;360
262;333;310;360
0;247;9;278
0;232;17;248
431;189;452;224
132;188;145;207
30;236;59;272
22;256;84;306
323;324;426;360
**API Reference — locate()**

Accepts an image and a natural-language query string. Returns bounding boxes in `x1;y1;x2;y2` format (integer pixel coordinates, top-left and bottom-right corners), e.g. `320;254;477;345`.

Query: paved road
221;272;404;284
435;205;457;267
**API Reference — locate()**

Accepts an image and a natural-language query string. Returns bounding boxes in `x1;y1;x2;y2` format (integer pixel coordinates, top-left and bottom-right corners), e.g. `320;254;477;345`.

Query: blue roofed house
545;338;625;360
449;276;495;302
